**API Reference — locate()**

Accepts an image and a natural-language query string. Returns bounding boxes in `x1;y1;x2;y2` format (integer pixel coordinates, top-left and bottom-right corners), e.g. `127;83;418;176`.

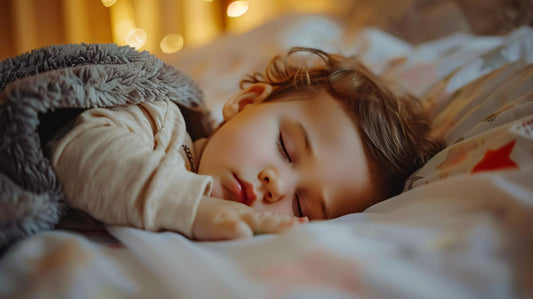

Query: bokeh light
227;1;249;18
101;0;117;8
125;28;147;49
160;34;184;53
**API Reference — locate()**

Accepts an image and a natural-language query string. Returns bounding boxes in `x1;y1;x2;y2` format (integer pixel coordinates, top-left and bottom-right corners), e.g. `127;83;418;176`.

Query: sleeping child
47;47;443;241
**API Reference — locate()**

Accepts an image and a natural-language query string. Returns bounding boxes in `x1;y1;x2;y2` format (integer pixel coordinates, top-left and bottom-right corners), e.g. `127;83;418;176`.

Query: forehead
273;91;376;218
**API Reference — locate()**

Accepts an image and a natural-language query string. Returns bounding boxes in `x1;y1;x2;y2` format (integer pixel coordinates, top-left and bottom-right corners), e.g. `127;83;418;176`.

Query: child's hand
192;197;307;241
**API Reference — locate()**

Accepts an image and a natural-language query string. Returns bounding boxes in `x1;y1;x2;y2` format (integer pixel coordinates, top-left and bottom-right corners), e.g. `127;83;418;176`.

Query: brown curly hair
240;47;444;202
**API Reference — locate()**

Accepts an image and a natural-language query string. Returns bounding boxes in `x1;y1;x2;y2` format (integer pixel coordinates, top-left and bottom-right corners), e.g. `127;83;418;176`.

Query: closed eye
277;132;292;163
293;193;303;217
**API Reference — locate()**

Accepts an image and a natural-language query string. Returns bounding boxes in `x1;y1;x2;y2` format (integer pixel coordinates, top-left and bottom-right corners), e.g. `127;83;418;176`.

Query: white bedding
1;15;532;299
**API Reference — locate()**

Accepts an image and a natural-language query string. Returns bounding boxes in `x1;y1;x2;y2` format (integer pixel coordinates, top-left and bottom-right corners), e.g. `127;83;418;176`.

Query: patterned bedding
1;15;532;299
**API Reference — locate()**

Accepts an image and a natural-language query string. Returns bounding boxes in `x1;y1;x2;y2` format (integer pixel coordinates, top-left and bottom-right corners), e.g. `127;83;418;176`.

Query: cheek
200;120;268;170
219;127;259;162
219;120;273;162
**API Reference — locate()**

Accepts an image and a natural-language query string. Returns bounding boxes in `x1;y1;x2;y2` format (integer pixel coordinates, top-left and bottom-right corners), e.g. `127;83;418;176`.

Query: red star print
471;140;518;174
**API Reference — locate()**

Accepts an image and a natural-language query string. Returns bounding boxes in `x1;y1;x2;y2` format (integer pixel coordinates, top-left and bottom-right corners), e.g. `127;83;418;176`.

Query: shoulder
106;100;186;130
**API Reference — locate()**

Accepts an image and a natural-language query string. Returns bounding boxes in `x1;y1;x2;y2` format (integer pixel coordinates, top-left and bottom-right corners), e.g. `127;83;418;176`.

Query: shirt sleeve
48;101;212;237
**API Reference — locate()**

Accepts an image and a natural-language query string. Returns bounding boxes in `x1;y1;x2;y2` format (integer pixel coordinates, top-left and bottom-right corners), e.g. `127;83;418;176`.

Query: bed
1;12;532;299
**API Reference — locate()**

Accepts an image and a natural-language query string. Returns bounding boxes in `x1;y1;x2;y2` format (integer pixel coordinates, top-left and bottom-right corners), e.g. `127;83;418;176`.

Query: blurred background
0;0;356;60
1;0;532;61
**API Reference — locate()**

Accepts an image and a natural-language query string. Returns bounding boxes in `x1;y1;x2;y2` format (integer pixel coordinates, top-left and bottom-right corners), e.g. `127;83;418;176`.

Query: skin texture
192;84;375;240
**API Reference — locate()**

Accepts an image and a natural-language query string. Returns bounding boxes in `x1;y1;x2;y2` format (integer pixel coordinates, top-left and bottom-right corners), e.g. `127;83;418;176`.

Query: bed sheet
1;15;532;299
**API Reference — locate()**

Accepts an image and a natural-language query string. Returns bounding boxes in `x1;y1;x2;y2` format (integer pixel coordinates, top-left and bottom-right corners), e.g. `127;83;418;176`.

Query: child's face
197;85;376;220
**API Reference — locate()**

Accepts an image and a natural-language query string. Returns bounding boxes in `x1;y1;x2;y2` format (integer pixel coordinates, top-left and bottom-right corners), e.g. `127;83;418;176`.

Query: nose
259;167;284;203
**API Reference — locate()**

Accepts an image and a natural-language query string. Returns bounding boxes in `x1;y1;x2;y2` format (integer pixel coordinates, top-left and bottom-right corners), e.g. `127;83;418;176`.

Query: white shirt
48;100;213;237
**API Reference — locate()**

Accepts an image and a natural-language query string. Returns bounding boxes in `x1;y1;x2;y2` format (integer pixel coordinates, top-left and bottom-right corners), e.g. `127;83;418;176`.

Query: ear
222;83;273;120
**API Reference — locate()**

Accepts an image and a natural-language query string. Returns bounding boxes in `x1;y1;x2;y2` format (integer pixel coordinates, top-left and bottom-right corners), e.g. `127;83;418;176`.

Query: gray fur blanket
0;43;212;251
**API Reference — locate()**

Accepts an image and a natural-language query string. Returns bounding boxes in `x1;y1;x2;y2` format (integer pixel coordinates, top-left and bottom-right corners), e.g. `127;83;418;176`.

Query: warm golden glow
183;0;219;47
227;1;249;18
62;0;90;43
133;0;160;53
11;0;38;53
3;0;351;60
109;0;136;45
125;28;147;50
114;19;135;42
101;0;117;8
160;34;184;54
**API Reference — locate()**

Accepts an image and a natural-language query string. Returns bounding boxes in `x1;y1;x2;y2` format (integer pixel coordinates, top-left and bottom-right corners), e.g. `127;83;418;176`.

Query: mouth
232;173;257;206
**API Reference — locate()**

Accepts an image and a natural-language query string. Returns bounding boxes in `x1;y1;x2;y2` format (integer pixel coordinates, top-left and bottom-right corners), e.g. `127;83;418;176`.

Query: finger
196;218;253;241
193;217;254;241
298;217;309;223
216;220;254;240
242;212;303;234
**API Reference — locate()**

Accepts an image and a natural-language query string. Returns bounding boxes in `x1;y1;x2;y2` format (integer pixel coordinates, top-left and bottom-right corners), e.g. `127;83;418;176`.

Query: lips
232;173;257;206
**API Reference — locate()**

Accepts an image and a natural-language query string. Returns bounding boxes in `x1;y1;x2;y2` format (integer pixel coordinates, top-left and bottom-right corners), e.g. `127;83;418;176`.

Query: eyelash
293;194;303;217
277;132;292;163
277;133;303;217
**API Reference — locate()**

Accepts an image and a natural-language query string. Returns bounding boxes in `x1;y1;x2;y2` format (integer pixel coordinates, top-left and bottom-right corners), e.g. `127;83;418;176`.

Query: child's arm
49;101;303;240
192;196;307;240
49;101;211;237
